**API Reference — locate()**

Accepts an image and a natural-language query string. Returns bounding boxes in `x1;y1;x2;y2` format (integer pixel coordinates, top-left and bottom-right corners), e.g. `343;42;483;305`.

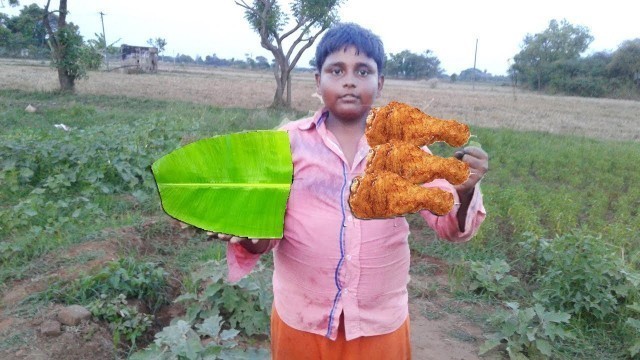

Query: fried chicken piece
349;171;454;219
366;142;470;185
365;101;470;147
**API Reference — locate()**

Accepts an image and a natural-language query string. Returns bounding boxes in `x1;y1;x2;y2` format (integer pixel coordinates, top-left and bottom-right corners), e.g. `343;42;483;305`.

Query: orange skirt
271;307;411;360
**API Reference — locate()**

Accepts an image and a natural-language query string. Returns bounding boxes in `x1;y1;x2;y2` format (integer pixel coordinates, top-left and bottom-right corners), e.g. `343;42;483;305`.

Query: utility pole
99;11;109;70
473;38;478;90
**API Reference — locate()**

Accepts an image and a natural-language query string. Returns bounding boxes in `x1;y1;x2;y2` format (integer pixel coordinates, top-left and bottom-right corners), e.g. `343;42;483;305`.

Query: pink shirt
227;108;486;341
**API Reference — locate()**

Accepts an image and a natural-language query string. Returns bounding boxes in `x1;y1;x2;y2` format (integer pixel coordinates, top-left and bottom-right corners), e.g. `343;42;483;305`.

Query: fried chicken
366;142;470;185
349;171;454;218
365;101;470;147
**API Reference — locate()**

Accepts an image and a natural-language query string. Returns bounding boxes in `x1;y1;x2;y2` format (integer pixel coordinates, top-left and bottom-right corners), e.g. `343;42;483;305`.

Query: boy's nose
342;74;356;88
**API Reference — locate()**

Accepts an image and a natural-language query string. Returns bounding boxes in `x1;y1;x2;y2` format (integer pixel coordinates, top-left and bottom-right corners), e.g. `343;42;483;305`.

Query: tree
236;0;343;108
511;19;593;90
1;0;20;6
0;3;59;58
6;4;48;48
255;55;270;69
607;39;640;87
43;0;86;92
146;37;167;56
385;50;442;79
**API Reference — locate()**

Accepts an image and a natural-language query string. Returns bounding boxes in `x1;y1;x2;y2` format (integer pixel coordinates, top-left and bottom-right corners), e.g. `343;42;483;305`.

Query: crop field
1;59;639;359
2;59;639;142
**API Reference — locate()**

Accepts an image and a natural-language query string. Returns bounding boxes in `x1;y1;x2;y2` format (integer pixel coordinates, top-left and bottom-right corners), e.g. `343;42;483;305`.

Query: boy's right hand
209;232;259;244
208;232;269;254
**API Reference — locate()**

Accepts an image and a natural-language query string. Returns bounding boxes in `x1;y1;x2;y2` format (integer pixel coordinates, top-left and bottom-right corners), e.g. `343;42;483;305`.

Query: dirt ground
2;60;637;359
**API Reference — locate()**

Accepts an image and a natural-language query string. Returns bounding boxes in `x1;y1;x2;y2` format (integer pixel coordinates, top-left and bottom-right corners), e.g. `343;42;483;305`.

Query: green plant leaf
536;339;552;356
152;130;292;238
479;338;502;355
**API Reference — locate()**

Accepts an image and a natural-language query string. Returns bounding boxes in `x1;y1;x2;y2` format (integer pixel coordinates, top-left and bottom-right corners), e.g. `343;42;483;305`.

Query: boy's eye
358;69;370;76
331;68;343;75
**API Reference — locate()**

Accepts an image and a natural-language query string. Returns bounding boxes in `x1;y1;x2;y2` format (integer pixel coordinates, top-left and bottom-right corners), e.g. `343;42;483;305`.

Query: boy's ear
315;72;321;88
377;74;385;96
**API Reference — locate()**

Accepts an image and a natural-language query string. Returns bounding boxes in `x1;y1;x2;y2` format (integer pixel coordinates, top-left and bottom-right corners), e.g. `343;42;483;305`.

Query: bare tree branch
42;0;58;50
237;0;341;107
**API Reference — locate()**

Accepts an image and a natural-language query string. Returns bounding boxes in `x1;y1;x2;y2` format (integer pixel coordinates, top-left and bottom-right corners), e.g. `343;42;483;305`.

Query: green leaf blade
152;130;292;239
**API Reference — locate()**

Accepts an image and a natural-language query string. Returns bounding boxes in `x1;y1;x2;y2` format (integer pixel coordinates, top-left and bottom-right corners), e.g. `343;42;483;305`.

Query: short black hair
315;23;385;74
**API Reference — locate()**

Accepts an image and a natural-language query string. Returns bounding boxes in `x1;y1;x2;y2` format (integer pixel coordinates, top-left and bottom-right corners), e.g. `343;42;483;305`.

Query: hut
120;44;158;73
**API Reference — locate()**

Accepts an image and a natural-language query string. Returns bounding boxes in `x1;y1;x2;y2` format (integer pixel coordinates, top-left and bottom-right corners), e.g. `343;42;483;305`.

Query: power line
473;38;478;89
99;11;109;70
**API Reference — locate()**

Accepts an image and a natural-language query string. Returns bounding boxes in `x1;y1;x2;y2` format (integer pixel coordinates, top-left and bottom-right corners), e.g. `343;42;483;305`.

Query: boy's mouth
339;94;359;101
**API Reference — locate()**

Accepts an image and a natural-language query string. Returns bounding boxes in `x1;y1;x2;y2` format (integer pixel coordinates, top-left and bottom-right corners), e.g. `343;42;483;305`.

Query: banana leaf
152;130;292;239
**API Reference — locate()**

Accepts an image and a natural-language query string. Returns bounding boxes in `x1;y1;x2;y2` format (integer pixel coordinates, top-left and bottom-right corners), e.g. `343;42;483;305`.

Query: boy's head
315;23;385;75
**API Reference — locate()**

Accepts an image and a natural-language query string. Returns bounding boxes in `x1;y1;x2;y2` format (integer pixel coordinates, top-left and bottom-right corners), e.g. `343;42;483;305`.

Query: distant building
120;44;158;73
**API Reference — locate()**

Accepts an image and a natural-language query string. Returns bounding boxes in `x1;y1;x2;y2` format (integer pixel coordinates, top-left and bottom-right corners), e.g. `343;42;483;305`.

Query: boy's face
315;46;384;123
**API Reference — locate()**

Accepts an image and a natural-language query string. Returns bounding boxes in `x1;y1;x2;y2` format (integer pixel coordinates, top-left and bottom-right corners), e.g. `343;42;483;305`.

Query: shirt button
343;289;348;295
346;254;352;260
347;216;353;222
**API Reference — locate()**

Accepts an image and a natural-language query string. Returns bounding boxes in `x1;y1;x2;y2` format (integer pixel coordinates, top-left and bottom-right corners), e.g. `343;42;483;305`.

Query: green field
1;89;639;359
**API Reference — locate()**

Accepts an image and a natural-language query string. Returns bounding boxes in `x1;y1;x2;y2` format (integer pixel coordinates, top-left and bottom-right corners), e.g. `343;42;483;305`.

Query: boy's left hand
453;146;489;195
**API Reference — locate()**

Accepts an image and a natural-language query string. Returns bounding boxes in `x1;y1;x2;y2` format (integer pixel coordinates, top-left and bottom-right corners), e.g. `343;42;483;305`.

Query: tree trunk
57;68;75;92
286;72;291;106
44;0;75;92
270;59;289;108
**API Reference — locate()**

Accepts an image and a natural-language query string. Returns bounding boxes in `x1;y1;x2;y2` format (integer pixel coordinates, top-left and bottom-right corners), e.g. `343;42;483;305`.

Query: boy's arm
421;180;485;242
212;233;278;282
421;146;488;241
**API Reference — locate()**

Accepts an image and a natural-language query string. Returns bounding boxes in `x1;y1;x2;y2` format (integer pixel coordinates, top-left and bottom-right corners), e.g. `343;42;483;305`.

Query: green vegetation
511;19;640;99
423;127;640;358
0;89;301;285
2;89;639;358
132;260;272;359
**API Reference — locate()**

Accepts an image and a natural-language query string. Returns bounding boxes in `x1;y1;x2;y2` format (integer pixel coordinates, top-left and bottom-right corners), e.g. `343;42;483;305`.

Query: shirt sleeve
420;179;486;243
226;240;278;282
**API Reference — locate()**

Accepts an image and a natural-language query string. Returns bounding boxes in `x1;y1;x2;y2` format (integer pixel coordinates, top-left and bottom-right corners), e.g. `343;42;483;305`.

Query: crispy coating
366;142;470;185
349;171;454;218
365;101;470;147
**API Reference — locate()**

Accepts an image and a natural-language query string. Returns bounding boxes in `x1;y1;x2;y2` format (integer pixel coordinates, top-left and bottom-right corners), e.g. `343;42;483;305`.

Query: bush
521;232;639;321
48;257;170;313
481;302;573;359
132;259;273;359
79;45;104;70
468;259;520;298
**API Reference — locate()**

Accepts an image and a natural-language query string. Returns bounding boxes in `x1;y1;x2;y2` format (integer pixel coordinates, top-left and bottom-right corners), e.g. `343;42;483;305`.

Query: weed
0;329;33;351
37;257;170;314
467;259;520;299
522;231;639;322
448;328;477;343
131;259;272;359
480;302;574;359
88;294;154;349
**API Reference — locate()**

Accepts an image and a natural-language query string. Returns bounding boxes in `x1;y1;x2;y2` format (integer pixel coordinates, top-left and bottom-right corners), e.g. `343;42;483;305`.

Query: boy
218;23;488;359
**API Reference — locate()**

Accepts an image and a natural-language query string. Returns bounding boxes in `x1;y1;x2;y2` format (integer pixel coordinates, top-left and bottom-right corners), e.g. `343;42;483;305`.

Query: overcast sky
2;0;638;75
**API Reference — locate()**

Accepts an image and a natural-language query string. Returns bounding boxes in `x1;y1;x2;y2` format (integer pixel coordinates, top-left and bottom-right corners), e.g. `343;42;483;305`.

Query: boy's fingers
216;233;234;241
207;232;258;245
229;236;255;244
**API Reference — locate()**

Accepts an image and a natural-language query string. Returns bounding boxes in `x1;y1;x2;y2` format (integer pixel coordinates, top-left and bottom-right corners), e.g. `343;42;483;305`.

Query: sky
2;0;639;76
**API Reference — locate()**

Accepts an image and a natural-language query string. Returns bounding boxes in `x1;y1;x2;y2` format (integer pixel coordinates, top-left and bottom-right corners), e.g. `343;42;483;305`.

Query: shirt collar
297;108;329;131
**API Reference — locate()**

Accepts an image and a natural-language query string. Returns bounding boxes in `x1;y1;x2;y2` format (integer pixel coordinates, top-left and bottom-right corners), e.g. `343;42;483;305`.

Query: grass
425;127;640;263
1;87;639;358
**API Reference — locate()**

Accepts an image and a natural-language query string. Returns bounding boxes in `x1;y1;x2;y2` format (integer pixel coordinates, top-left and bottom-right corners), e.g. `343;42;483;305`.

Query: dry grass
2;59;639;142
